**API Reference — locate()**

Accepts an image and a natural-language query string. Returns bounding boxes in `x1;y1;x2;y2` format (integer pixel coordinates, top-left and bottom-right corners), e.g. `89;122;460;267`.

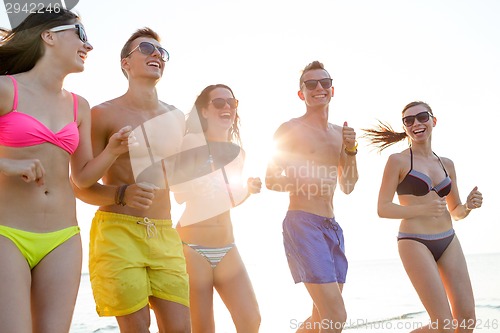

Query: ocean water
70;252;500;333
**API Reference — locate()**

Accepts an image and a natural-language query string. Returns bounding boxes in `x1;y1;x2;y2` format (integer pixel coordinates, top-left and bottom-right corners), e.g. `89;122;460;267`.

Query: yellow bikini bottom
0;225;80;269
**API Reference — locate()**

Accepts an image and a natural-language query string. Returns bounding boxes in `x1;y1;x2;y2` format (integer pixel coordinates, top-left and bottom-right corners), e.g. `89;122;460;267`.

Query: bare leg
116;306;152;333
437;237;476;333
215;247;261;333
398;239;454;333
302;282;346;333
0;236;32;333
296;305;320;333
31;234;82;333
150;297;190;333
183;244;216;333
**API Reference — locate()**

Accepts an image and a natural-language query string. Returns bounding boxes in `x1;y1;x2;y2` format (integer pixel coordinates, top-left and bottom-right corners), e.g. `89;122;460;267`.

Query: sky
1;0;499;261
1;0;499;330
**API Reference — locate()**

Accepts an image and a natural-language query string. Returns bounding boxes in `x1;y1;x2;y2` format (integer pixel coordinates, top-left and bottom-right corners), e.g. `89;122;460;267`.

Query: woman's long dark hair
185;84;241;146
0;8;79;75
363;101;433;152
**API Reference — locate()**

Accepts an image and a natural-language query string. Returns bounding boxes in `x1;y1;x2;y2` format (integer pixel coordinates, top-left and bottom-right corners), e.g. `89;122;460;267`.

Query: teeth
78;51;86;59
147;62;160;67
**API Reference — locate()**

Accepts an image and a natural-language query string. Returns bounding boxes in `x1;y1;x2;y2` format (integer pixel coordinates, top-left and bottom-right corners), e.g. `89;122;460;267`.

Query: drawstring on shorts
137;217;158;238
323;218;340;243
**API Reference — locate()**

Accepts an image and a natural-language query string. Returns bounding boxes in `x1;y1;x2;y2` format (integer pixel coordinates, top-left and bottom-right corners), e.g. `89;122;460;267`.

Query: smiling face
45;20;93;73
121;37;165;79
298;68;334;108
201;87;238;139
402;103;436;143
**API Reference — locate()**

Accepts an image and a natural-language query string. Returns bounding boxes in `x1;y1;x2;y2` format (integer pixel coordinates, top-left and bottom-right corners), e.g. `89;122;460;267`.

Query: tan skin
377;104;483;333
0;22;130;333
174;87;262;333
266;68;358;333
72;36;189;333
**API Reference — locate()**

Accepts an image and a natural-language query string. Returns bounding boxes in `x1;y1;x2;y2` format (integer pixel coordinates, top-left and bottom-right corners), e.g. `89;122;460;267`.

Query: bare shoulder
91;98;120;114
73;93;90;111
181;133;205;150
439;155;455;171
0;75;15;115
328;122;343;137
160;101;185;121
387;150;410;167
274;118;301;138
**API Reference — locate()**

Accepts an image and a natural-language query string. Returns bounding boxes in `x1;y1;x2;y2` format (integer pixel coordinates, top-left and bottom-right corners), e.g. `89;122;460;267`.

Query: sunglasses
402;111;433;127
50;24;88;43
210;98;239;109
126;42;169;62
302;78;333;90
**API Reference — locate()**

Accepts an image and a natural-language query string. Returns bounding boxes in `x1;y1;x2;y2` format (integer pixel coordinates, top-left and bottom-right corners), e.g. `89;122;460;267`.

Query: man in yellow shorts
72;28;190;332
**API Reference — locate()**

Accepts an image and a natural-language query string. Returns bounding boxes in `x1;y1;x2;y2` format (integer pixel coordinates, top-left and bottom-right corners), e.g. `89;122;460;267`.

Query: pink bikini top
0;75;79;154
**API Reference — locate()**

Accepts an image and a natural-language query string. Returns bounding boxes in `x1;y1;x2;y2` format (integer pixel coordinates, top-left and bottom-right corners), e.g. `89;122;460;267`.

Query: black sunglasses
126;42;169;62
210;98;239;109
49;24;88;43
402;111;433;127
302;78;333;90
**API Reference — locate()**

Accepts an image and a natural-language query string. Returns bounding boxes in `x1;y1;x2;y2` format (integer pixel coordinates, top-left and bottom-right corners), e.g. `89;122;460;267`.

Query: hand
343;121;357;151
107;126;137;156
425;197;448;218
247;177;262;194
465;186;482;210
1;158;45;186
123;182;159;209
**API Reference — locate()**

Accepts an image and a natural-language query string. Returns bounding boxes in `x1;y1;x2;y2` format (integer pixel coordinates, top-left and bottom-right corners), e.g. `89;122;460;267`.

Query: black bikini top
396;149;452;198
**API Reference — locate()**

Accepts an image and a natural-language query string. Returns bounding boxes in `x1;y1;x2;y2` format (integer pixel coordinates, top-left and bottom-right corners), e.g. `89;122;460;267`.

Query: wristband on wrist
114;186;121;205
344;141;358;156
465;202;472;212
115;184;129;206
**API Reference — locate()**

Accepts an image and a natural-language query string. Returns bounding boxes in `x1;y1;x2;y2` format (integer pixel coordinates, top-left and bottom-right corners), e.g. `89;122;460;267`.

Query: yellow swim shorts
89;211;189;317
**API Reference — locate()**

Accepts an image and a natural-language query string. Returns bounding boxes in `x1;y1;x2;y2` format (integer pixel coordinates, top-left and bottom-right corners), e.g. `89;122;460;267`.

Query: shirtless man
266;61;358;333
72;28;190;333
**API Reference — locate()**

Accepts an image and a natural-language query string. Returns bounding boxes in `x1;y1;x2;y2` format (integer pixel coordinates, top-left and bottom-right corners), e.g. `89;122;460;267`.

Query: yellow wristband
345;141;358;153
465;202;472;211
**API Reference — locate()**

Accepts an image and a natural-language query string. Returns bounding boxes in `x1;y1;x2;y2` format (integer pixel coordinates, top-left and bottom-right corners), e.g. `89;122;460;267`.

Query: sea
70;252;500;333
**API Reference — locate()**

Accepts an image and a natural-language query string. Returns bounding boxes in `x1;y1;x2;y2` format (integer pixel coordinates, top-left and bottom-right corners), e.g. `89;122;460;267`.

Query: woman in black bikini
364;101;483;333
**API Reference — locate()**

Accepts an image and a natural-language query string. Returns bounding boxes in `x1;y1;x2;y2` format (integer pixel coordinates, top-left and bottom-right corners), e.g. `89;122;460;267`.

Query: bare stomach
176;213;234;247
288;193;334;218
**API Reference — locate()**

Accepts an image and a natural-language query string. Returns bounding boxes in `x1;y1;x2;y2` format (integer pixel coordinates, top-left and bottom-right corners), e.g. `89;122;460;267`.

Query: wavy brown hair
186;84;241;146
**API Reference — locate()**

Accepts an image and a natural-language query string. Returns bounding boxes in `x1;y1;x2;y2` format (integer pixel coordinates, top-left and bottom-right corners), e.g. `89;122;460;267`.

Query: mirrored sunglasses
210;98;239;109
49;24;88;43
302;78;333;90
126;41;169;62
402;111;432;127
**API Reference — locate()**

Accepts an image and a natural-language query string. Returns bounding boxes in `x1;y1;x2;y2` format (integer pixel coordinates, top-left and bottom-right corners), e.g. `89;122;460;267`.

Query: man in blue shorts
266;60;359;333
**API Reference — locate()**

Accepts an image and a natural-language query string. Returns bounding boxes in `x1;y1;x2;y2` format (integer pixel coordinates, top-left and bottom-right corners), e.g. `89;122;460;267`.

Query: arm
71;178;157;209
265;123;298;193
71;179;117;206
338;122;359;194
443;158;483;221
70;97;132;188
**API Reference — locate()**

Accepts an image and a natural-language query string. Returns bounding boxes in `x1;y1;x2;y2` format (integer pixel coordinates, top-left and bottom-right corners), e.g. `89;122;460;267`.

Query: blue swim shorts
283;210;348;284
